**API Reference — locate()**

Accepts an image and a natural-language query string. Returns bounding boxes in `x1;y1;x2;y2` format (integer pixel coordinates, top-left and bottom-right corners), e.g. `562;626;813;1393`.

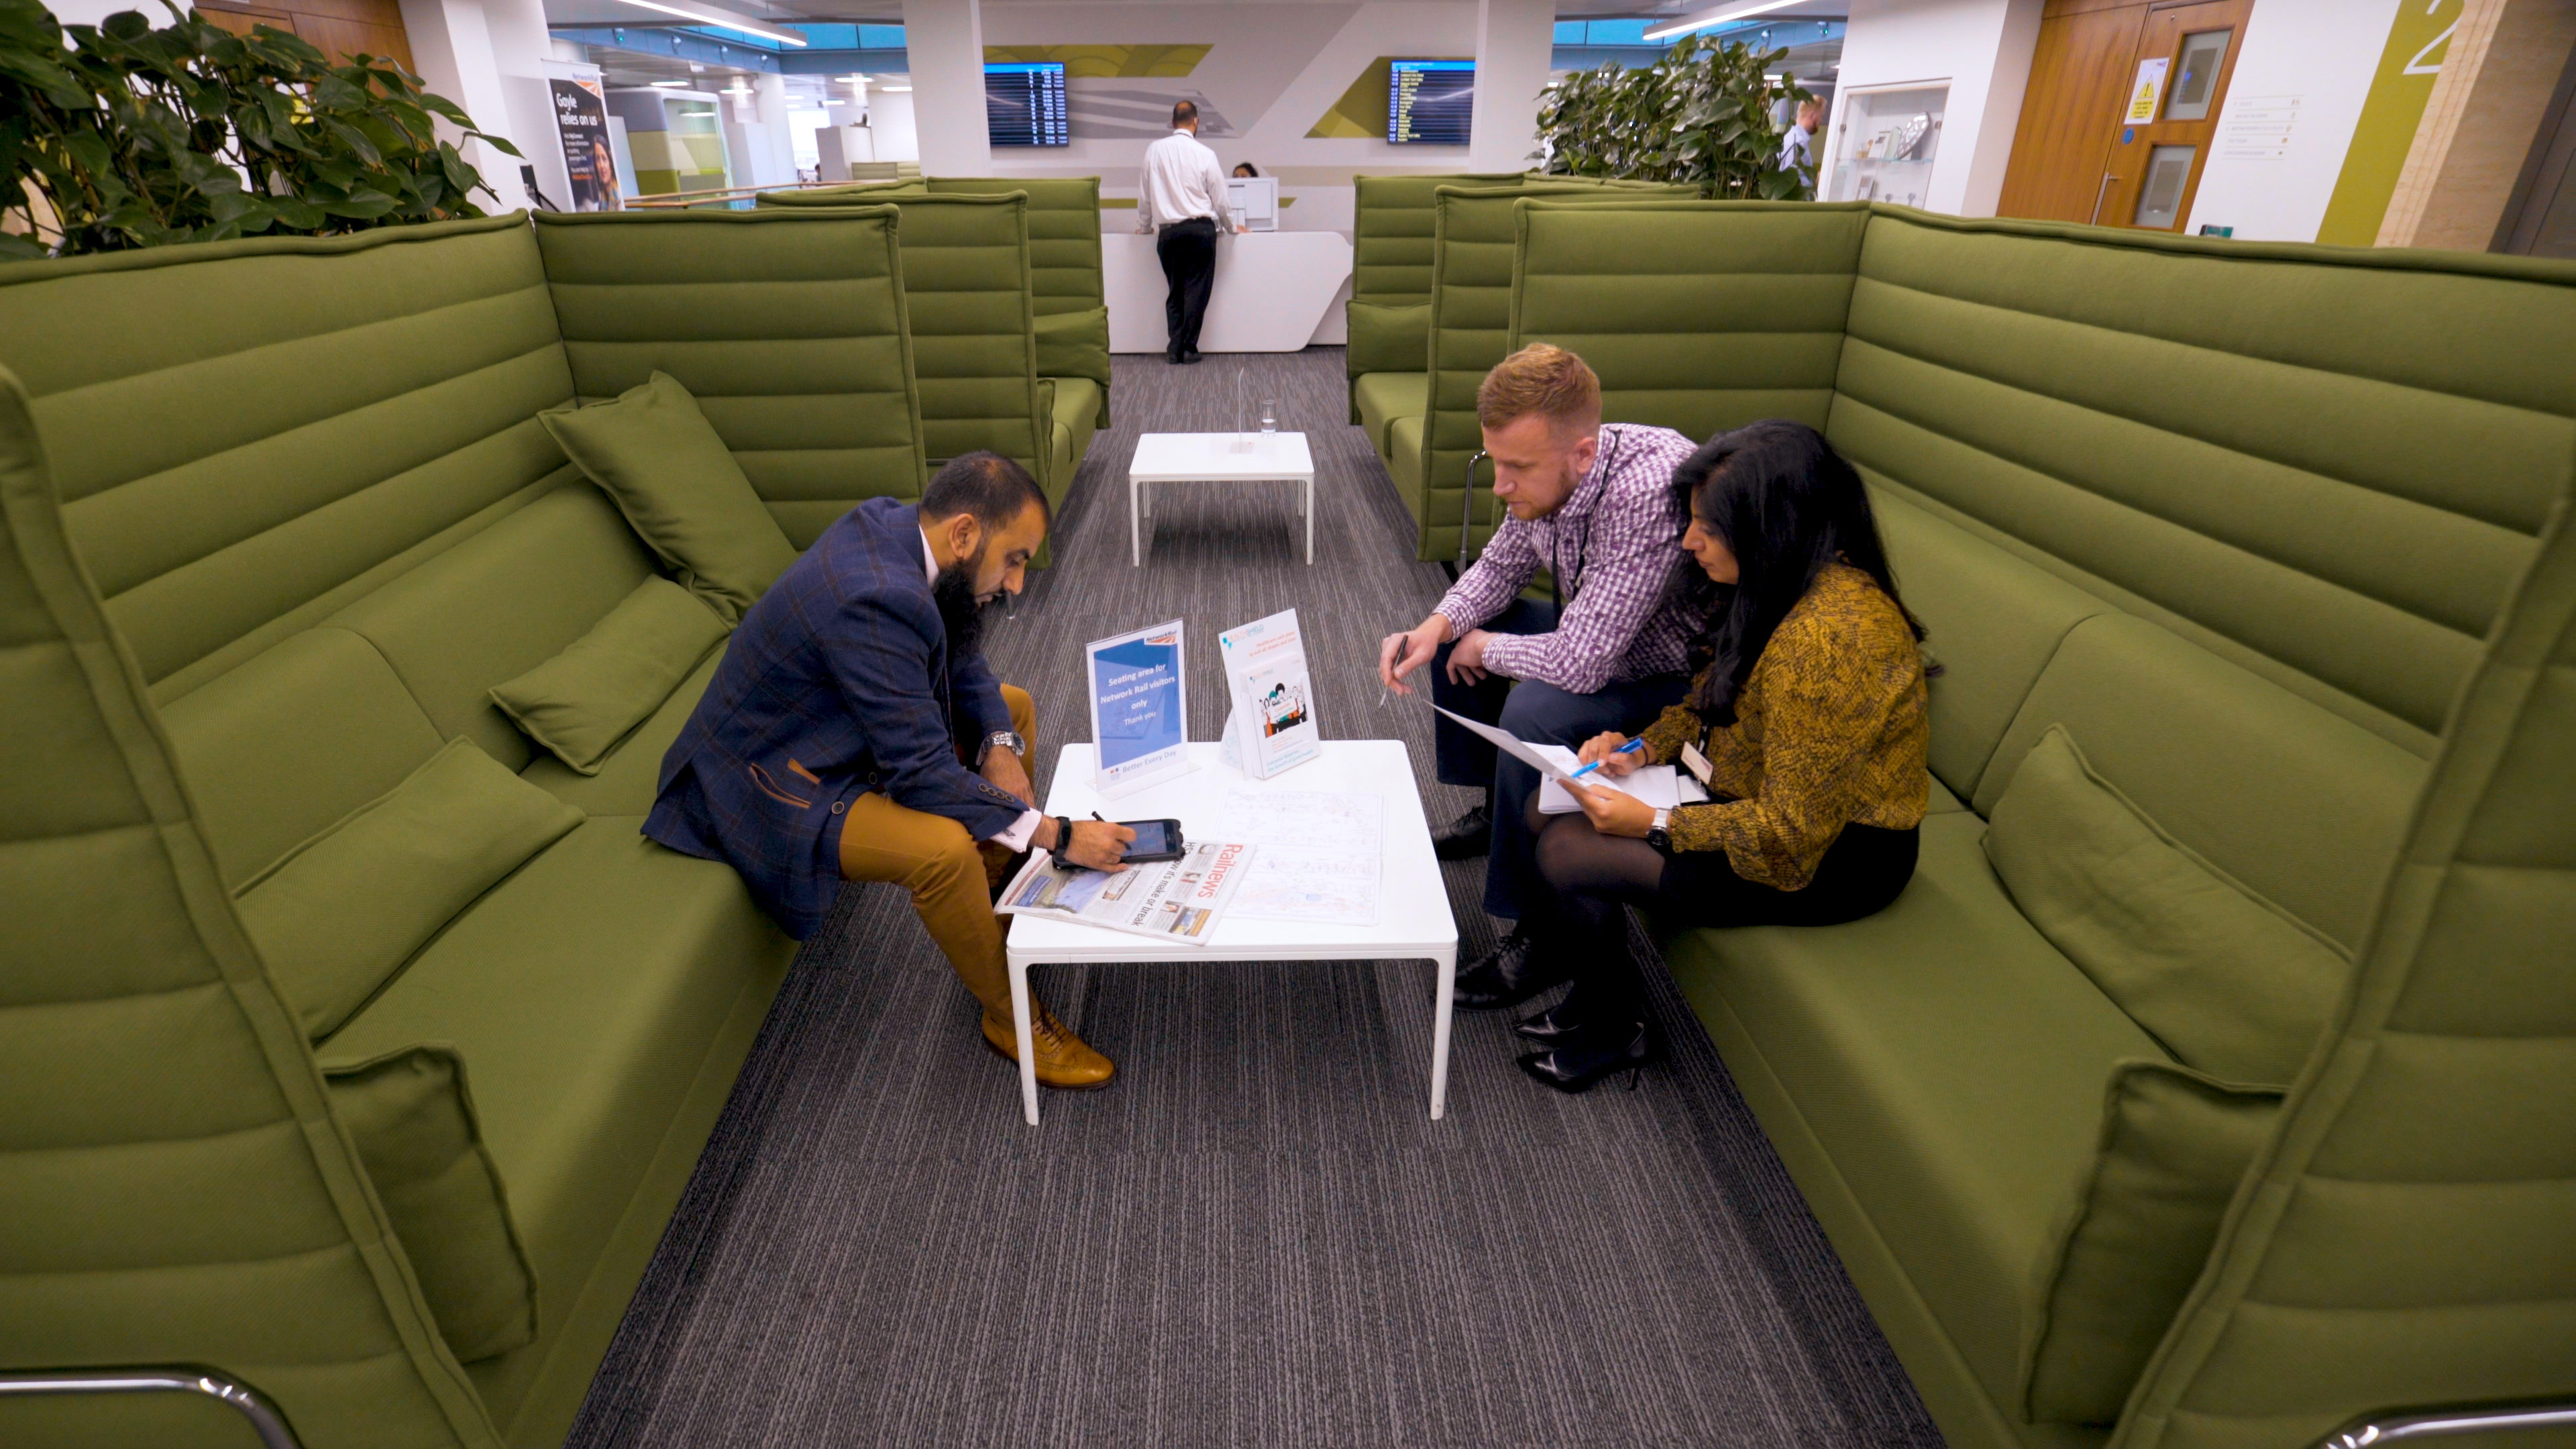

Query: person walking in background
1138;100;1242;365
1780;96;1825;172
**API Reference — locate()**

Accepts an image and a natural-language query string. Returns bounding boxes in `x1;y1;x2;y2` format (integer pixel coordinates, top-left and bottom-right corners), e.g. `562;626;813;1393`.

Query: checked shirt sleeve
1433;517;1541;638
1477;431;1695;693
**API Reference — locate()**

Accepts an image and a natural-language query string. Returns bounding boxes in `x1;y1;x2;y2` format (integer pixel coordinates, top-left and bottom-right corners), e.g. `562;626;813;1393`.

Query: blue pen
1567;737;1646;782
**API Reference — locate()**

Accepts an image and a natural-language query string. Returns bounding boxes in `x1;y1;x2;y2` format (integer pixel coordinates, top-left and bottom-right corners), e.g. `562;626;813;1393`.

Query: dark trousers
1430;598;1690;920
1157;217;1217;357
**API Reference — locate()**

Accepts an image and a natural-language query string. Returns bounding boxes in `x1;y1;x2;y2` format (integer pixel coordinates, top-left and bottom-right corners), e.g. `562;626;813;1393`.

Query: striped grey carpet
565;348;1944;1448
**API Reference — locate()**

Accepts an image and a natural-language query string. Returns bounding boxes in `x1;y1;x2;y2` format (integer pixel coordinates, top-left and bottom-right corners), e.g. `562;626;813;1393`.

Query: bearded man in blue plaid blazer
648;453;1135;1090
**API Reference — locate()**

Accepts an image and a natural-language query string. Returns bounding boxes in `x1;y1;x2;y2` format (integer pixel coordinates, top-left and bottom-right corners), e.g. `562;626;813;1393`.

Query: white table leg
1303;475;1314;565
1129;476;1140;566
1010;957;1040;1125
1430;947;1456;1120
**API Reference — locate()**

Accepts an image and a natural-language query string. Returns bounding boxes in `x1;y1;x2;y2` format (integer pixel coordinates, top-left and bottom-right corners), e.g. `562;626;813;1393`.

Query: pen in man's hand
1567;737;1646;782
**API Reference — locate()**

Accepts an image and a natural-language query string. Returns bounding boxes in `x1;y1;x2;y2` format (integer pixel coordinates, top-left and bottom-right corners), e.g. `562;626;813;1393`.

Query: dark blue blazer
645;497;1025;938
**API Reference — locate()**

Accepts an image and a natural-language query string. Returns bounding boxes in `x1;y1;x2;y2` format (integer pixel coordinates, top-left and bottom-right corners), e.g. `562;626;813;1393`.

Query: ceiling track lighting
610;0;807;47
1641;0;1802;44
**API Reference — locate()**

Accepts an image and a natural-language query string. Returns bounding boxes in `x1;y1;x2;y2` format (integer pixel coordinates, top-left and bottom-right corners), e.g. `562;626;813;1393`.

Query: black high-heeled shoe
1517;1022;1655;1094
1513;1000;1587;1046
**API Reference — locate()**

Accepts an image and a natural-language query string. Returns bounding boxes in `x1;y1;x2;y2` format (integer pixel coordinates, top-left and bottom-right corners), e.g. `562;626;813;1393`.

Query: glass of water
1260;398;1277;433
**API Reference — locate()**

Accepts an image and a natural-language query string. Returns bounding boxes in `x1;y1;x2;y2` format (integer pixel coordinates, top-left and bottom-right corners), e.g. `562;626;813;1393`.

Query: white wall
1831;0;2044;217
1468;0;1555;172
398;0;532;211
904;0;992;176
2182;0;2403;241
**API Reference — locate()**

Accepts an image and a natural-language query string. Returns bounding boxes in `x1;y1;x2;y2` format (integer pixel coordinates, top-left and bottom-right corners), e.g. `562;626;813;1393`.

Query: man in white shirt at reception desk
1137;100;1244;365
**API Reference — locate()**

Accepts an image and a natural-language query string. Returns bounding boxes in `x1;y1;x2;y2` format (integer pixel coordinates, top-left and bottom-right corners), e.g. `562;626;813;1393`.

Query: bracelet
1054;816;1074;853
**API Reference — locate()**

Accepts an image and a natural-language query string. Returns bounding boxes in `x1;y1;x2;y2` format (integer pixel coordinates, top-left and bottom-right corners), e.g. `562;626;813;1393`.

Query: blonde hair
1476;343;1601;434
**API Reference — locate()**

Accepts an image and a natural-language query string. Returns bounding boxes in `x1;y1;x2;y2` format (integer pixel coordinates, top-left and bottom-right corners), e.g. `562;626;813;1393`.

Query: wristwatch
1646;806;1672;853
976;729;1026;768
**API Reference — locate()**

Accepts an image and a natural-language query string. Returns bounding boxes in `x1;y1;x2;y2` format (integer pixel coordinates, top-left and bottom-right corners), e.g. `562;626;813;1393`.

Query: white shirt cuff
988;808;1044;853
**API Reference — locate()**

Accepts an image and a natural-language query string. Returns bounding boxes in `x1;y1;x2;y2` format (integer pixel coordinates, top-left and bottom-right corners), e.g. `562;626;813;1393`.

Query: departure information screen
985;62;1069;146
1388;59;1474;144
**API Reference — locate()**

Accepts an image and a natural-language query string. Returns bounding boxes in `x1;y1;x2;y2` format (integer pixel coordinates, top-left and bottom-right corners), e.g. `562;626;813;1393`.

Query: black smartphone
1118;818;1186;863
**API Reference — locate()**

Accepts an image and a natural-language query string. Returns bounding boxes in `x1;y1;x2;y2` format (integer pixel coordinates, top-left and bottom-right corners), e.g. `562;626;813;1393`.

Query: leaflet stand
1085;619;1195;799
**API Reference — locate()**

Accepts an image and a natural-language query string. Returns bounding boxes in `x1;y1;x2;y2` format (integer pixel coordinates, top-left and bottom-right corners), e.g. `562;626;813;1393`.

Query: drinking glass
1260;398;1278;433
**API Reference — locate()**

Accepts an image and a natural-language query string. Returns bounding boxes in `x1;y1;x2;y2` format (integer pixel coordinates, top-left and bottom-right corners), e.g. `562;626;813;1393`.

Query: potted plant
0;0;519;258
1535;34;1815;201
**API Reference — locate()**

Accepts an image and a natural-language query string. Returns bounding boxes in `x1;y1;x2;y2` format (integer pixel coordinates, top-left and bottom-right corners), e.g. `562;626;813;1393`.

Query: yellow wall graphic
982;44;1211;77
1307;56;1471;138
2316;0;2460;245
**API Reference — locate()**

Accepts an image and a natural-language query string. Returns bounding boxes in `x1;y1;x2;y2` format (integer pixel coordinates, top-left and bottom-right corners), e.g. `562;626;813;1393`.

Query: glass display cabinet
1825;83;1949;208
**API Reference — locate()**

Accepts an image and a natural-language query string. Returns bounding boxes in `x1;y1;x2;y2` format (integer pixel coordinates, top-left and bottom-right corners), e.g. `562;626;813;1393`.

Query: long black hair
1672;419;1927;723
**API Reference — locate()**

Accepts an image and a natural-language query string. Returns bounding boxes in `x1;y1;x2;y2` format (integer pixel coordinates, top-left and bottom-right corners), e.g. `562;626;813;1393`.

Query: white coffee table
1128;431;1315;566
1004;741;1459;1125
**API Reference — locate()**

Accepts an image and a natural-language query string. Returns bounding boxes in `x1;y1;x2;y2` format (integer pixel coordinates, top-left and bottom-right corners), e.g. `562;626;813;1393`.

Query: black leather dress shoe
1518;1022;1655;1093
1432;803;1493;861
1181;346;1204;363
1452;928;1570;1010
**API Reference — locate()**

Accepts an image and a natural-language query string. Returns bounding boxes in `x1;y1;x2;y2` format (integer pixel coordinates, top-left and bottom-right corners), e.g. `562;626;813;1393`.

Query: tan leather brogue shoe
981;1005;1116;1090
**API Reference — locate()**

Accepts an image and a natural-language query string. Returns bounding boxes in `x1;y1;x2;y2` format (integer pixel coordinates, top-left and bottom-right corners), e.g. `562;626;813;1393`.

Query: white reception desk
1104;230;1354;354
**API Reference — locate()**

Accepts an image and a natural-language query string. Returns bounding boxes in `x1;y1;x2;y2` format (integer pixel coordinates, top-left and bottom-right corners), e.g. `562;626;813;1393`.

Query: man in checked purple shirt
1379;345;1707;1007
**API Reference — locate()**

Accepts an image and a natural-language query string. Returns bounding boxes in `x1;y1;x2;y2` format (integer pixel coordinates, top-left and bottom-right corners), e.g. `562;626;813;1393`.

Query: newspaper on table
995;839;1255;945
1216;788;1383;926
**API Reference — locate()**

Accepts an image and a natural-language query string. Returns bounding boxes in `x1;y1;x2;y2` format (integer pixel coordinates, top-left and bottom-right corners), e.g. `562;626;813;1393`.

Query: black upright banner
550;77;619;211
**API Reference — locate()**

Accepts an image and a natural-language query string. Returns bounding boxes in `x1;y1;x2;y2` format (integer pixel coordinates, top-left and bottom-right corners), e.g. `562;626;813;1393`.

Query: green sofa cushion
490;576;729;777
539;372;798;625
1347;301;1432;379
321;1042;540;1364
2022;1059;2282;1425
1388;413;1427;526
322;818;795;1436
1354;372;1429;462
326;484;661;773
1034;307;1111;413
1986;727;2351;1085
1045;376;1102;504
523;648;723;817
1660;812;2165;1408
236;737;584;1039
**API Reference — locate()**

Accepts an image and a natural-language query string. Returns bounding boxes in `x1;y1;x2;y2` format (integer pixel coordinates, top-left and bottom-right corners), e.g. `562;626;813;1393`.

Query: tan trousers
836;683;1037;1017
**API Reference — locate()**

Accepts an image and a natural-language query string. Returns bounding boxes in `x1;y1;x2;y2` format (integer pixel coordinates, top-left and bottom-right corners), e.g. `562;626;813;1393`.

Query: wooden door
1998;0;2252;229
198;0;414;71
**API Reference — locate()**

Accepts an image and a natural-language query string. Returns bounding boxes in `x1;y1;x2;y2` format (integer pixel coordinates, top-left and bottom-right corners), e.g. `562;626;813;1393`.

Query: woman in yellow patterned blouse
1519;420;1931;1093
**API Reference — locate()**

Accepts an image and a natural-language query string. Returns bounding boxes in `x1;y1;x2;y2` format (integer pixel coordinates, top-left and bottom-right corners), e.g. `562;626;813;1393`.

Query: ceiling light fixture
1641;0;1801;43
880;84;911;92
649;79;688;87
610;0;806;47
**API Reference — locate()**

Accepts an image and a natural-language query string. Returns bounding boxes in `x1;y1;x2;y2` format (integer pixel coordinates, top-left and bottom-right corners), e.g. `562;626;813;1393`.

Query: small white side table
1128;431;1315;566
1004;741;1460;1126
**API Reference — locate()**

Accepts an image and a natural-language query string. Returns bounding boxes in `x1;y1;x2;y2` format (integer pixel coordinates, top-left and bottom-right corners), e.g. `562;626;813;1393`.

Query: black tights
1522;794;1922;1028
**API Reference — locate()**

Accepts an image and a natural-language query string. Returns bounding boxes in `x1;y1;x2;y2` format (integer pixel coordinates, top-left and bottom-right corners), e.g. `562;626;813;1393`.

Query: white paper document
996;839;1255;945
1216;788;1383;926
1429;704;1573;781
1529;746;1682;814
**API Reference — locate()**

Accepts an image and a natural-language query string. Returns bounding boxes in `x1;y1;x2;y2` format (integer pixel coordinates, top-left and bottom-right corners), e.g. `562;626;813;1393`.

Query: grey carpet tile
565;347;1944;1449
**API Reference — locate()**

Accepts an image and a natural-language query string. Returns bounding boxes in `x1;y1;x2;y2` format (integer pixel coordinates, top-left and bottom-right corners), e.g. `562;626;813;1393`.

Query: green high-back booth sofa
1499;198;2576;1449
1345;173;1697;561
0;205;941;1449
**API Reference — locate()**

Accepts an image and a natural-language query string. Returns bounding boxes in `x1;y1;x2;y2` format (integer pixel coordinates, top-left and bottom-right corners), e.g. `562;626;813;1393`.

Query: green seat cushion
1659;811;2164;1407
2022;1059;2282;1424
321;818;794;1432
490;577;730;776
1047;374;1102;491
1354;372;1430;462
236;738;584;1039
1348;300;1432;378
523;647;723;817
321;1043;540;1364
1986;727;2351;1084
1388;413;1427;525
539;372;798;625
1034;308;1110;411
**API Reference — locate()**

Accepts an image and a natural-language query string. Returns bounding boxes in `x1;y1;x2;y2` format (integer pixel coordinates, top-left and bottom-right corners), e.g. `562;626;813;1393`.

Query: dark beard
931;559;989;663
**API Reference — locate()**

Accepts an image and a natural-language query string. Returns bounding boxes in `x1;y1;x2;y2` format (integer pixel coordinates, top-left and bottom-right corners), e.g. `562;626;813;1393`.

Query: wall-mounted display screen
985;62;1069;146
1389;59;1473;145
